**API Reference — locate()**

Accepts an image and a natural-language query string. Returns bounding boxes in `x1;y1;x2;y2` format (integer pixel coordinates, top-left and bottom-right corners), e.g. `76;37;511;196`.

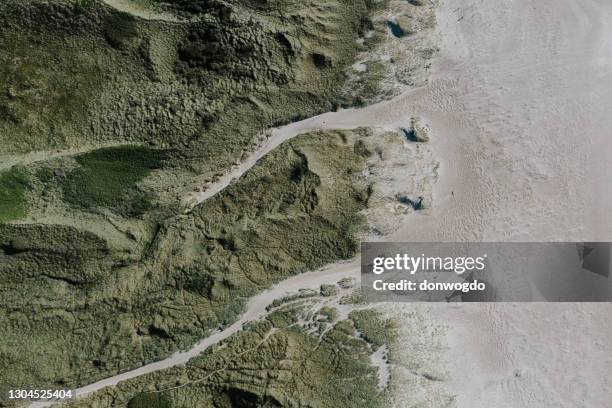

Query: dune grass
0;167;28;223
127;393;172;408
63;145;164;215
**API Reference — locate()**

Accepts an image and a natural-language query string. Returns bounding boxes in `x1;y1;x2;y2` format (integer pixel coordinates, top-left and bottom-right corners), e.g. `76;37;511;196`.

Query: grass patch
0;166;28;223
350;309;396;348
68;307;392;408
63;145;164;215
128;393;172;408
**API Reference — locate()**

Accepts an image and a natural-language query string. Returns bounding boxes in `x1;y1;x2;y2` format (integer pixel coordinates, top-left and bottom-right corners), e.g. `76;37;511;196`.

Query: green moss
35;166;54;183
104;13;139;49
340;289;366;305
317;306;338;322
0;167;28;223
320;284;339;297
267;306;300;328
63;145;164;214
0;2;108;153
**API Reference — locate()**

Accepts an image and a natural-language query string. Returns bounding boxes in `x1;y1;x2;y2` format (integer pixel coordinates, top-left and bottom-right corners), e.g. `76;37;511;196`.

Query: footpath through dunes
186;86;424;207
30;260;360;407
0;0;436;405
194;0;612;241
4;128;374;402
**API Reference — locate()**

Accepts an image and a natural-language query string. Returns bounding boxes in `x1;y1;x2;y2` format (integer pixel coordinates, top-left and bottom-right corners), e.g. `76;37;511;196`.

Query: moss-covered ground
62;146;165;215
0;0;391;278
0;167;28;223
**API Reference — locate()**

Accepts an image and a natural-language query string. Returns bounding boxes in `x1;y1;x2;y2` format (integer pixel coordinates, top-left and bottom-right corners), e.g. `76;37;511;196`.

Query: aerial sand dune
195;0;612;241
162;3;612;407
33;0;612;406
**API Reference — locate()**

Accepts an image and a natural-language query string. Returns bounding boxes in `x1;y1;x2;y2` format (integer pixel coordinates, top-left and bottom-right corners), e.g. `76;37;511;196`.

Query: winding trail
187;87;423;207
32;0;612;405
0;143;136;171
30;261;360;407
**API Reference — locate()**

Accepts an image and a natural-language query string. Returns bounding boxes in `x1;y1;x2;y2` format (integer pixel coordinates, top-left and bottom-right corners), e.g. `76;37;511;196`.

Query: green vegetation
0;0;389;247
266;289;318;311
0;130;372;393
320;283;339;297
66;306;394;408
35;166;54;183
63;146;165;215
0;0;398;401
0;1;107;153
127;392;172;408
0;0;386;179
317;306;338;322
0;166;28;223
350;309;397;348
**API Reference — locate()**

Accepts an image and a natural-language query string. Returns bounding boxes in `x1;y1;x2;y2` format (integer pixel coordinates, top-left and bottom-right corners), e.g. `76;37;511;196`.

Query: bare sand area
400;1;612;406
426;302;612;408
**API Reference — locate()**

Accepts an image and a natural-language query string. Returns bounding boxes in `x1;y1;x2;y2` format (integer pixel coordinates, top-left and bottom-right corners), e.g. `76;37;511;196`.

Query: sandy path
30;261;359;407
187;87;423;206
0;143;136;171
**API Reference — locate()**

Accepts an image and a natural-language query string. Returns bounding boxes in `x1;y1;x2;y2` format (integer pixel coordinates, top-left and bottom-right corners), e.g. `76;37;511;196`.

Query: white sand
426;302;612;408
407;0;612;242
401;1;612;406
